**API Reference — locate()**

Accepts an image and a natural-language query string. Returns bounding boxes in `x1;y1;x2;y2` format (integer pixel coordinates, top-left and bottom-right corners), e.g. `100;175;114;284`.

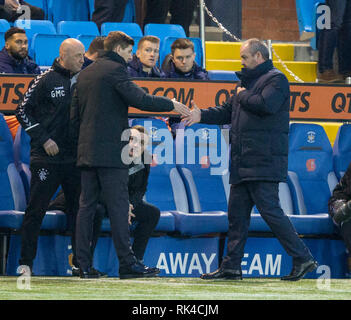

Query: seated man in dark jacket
162;38;208;80
0;27;40;74
128;35;165;78
49;125;160;273
328;162;351;278
82;36;105;69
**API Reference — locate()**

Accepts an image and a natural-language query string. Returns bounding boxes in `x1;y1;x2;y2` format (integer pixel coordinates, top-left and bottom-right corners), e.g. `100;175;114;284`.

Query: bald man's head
58;38;85;74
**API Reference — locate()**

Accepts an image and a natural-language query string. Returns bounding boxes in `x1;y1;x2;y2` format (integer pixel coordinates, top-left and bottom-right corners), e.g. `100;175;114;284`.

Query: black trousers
130;200;160;261
143;0;196;36
221;181;313;270
92;0;129;30
19;162;80;268
0;1;45;21
329;200;351;257
76;167;136;271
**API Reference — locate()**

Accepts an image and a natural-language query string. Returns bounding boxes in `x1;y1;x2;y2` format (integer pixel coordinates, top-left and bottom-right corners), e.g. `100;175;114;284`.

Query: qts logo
306;159;316;172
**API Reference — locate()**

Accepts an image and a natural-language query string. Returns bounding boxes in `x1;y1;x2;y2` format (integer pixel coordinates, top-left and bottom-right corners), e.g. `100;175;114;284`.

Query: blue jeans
318;0;351;74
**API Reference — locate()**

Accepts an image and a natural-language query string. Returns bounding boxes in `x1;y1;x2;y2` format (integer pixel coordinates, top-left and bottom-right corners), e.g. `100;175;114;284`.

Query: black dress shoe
80;267;101;279
136;260;160;274
281;259;318;281
119;262;160;279
200;268;242;280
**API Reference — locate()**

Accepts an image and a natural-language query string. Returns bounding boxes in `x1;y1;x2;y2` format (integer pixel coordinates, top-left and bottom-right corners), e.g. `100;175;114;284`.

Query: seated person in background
328;162;351;278
82;36;105;69
48;125;160;273
128;35;165;78
162;38;208;80
0;27;40;74
101;125;161;265
0;0;45;21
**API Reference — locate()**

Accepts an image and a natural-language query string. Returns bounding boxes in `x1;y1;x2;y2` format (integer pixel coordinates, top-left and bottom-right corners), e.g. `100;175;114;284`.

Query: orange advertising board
1;75;351;121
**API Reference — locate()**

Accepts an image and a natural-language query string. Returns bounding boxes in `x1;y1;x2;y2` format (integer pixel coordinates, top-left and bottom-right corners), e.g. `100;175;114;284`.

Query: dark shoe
318;70;344;83
80;267;101;279
200;268;242;280
119;262;160;279
90;267;108;278
136;260;160;274
72;265;80;277
281;259;318;281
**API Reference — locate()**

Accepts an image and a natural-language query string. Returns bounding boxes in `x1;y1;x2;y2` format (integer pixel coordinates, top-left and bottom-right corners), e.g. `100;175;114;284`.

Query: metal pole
267;39;272;60
199;0;206;69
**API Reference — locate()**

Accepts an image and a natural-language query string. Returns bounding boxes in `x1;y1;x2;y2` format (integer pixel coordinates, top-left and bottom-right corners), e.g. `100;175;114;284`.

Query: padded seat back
288;123;338;214
333;123;351;179
0;114;26;211
175;123;229;213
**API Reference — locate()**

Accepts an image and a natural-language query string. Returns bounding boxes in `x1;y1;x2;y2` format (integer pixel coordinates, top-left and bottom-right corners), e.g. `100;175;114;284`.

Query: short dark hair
137;35;160;50
171;38;194;55
244;38;270;61
5;27;26;42
104;31;134;52
131;125;149;137
87;36;105;54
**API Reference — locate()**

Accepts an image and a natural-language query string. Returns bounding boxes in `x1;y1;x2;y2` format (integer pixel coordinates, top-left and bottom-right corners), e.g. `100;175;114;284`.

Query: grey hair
243;38;270;61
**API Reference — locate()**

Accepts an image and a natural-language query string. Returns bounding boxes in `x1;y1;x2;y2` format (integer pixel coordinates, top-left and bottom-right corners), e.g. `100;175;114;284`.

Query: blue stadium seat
0;32;5;50
0;114;26;214
77;34;97;51
47;0;90;25
288;123;338;215
88;0;94;20
14;19;56;41
208;70;239;81
175;123;229;213
144;23;186;43
31;34;68;66
13;126;31;202
100;22;143;38
122;0;136;23
14;19;56;56
160;36;203;68
333;123;351;180
0;117;66;233
57;21;100;38
0;19;10;33
25;0;48;17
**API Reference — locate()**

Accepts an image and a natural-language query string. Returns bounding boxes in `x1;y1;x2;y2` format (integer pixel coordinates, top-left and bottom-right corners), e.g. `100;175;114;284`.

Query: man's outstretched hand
172;99;191;117
182;100;201;126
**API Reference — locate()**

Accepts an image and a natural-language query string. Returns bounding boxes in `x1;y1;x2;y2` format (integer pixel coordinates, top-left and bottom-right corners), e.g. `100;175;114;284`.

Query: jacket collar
99;50;127;66
0;47;35;68
128;55;162;77
52;58;72;78
236;60;274;81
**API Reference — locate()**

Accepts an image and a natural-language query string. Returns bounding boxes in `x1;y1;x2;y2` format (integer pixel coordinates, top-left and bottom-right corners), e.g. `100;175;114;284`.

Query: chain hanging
201;1;305;83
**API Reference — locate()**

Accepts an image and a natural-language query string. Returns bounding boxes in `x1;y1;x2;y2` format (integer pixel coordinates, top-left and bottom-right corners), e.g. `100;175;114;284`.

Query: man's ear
136;49;140;59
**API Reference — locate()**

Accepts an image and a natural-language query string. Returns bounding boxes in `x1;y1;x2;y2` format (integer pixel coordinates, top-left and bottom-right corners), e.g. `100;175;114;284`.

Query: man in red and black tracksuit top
15;38;85;273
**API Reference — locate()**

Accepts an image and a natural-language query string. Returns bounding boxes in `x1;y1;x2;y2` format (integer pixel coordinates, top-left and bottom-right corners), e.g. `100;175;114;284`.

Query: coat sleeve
113;67;174;112
200;95;234;125
15;76;51;146
237;73;289;116
69;87;80;147
329;164;351;205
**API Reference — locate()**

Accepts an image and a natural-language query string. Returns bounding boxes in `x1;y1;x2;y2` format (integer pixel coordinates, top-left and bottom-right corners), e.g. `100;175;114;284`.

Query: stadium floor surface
0;276;351;300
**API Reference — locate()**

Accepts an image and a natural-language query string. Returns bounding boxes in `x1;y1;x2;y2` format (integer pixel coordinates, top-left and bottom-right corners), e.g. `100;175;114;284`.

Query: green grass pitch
1;276;351;300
